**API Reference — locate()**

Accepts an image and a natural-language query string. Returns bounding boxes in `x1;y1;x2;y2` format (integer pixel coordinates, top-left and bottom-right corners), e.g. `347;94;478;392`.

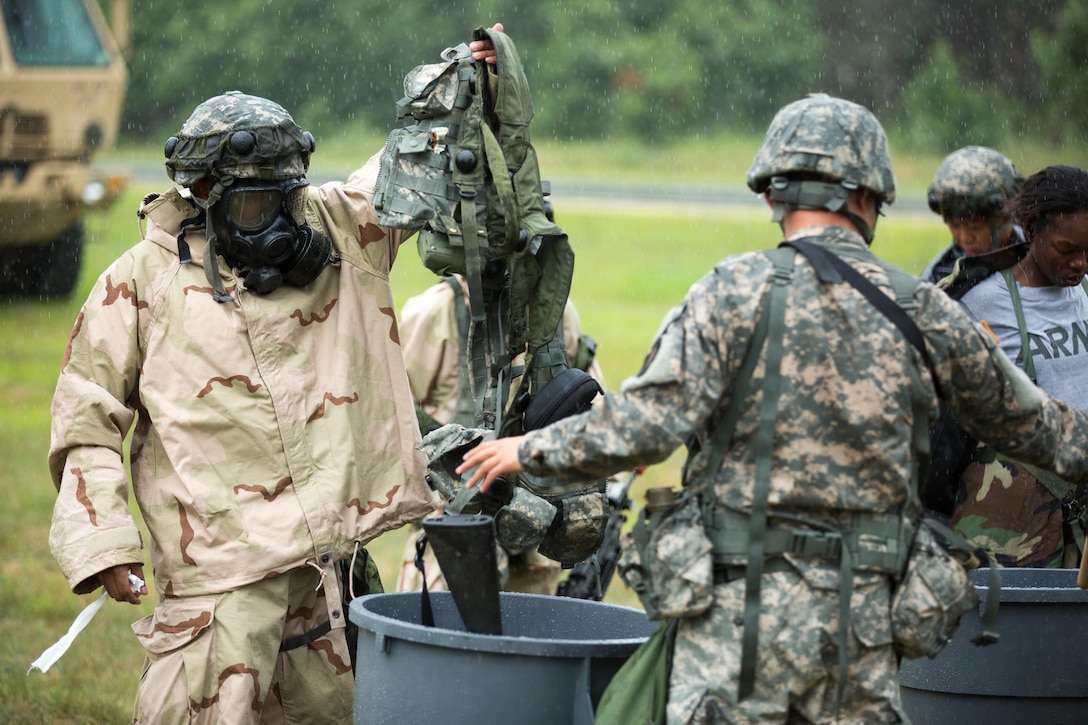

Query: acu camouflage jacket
518;226;1088;558
48;152;437;597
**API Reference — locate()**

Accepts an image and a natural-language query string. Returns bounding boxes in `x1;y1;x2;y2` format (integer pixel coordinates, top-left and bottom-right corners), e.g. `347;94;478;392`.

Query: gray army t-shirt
960;271;1088;409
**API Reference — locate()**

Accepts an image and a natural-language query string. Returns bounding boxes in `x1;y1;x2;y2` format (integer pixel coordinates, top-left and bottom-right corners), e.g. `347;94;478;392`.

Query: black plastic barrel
898;567;1088;724
349;591;656;725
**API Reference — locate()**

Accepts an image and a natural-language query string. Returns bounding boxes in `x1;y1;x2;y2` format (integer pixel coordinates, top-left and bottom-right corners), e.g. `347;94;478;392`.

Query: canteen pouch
890;520;979;659
618;490;713;620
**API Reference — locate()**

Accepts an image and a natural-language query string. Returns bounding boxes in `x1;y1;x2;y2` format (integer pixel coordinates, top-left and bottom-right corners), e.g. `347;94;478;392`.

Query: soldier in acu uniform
46;32;500;725
459;94;1088;723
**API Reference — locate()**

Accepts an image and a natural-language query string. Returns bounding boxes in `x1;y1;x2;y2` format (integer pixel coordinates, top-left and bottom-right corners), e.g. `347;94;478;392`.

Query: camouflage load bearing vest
373;26;573;378
377;27;606;567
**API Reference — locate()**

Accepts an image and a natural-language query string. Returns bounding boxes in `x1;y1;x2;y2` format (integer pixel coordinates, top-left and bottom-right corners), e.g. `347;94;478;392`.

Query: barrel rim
349;591;655;658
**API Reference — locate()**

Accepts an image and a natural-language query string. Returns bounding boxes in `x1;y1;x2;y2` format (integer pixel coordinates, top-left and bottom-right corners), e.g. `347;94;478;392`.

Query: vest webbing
446;276;478;427
705;241;939;711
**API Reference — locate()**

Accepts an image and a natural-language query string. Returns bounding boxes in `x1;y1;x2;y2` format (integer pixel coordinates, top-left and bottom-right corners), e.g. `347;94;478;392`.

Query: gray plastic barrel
349;591;656;725
898;567;1088;724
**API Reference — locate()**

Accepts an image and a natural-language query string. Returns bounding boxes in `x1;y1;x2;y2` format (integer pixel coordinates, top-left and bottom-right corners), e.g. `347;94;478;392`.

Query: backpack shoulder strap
693;249;793;486
736;247;794;702
999;267;1036;382
782;240;934;378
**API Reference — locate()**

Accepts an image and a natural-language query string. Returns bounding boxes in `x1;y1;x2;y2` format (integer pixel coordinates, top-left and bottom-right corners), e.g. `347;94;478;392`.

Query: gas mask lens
227;187;283;230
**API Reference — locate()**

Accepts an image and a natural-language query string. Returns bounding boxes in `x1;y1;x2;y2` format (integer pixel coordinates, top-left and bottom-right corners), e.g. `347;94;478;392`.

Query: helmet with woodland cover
927;146;1023;221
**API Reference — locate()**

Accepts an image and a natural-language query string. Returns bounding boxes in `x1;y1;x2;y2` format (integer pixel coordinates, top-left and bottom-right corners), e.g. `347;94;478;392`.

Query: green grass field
0;145;951;722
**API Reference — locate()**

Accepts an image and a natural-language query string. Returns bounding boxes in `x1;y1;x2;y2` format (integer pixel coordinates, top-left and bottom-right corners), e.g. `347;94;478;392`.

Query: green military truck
0;0;128;299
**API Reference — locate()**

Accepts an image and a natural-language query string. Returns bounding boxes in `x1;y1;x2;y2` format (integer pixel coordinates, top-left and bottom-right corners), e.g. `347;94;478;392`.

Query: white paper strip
27;591;109;675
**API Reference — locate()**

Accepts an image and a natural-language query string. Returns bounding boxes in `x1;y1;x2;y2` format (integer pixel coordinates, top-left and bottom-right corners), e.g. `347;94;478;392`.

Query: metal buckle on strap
714;557;794;585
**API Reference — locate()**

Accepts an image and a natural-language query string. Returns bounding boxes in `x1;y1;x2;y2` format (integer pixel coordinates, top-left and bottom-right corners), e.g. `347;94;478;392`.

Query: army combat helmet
927;147;1023;253
163;92;329;300
747;93;896;243
927;146;1022;221
164;91;315;189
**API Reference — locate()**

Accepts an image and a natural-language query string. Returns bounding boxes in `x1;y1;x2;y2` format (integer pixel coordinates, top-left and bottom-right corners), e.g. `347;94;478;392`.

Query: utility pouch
618;488;713;620
891;518;996;659
534;481;609;566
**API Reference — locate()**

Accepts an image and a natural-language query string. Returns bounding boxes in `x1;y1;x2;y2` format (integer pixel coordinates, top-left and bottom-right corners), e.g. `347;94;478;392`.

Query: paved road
101;160;932;218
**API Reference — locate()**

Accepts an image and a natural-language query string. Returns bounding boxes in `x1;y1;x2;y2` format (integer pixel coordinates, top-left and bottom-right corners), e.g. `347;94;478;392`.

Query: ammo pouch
699;504;996;661
891;516;999;659
523;474;608;566
618;488;713;620
513;369;608;565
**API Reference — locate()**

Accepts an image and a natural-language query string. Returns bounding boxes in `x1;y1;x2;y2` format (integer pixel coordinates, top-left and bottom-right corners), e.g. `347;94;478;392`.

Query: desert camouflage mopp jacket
49;152;437;597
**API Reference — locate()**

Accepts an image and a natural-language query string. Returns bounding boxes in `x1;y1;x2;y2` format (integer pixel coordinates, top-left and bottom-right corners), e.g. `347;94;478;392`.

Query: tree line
117;0;1084;153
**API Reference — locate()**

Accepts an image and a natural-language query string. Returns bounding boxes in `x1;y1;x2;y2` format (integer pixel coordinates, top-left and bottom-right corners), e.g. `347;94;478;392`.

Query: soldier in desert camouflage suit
460;94;1088;724
395;273;605;594
921;146;1025;284
47;34;500;725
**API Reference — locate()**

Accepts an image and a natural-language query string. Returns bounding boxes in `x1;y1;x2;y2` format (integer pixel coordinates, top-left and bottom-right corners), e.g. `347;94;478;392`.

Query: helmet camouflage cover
927;146;1024;220
747;93;896;205
164;91;315;187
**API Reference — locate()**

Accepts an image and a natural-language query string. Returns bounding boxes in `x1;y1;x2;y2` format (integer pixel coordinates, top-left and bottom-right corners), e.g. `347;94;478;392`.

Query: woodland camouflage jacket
48;152;437;597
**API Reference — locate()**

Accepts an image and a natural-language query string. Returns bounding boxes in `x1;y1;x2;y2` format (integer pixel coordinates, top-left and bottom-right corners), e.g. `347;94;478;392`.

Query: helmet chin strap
191;177;235;303
846;209;877;245
769;177;878;243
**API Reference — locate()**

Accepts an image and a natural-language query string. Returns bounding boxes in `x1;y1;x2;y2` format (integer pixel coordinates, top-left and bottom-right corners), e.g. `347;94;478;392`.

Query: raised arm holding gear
460;93;1088;724
372;24;614;605
46;28;501;725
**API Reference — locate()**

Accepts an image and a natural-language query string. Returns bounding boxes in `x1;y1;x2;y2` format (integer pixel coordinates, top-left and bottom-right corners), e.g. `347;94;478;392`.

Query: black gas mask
208;179;332;294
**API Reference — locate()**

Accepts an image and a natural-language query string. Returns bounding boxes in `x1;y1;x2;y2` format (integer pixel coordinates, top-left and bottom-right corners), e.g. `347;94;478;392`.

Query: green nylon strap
690;269;775;492
1000;268;1035;381
447;276;477;427
480;122;520;257
920;515;1001;645
993;269;1088;550
738;252;792;702
1000;268;1088;383
382;196;440;221
994;451;1085;555
452;55;486;325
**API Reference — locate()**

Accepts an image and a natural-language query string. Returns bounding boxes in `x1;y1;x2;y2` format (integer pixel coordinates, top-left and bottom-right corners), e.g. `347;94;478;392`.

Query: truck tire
0;223;84;300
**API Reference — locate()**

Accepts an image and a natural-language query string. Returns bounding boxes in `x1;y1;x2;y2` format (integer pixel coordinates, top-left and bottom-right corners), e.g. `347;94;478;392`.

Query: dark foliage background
118;1;1078;153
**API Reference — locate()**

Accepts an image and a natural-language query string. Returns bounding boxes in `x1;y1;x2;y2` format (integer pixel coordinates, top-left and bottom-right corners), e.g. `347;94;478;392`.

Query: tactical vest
373;26;574;413
694;242;996;710
387;29;608;567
